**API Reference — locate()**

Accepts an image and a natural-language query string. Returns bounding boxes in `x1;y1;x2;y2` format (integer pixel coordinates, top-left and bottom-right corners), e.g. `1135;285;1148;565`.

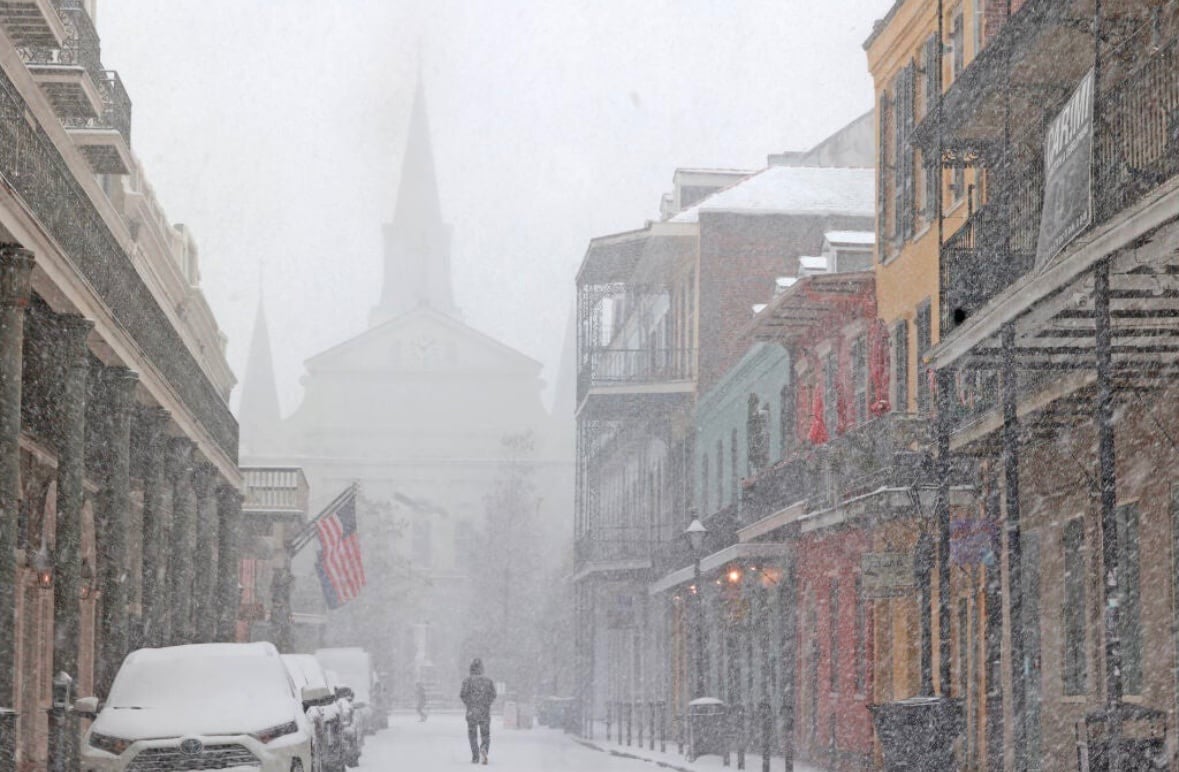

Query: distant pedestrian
416;682;428;722
460;658;496;765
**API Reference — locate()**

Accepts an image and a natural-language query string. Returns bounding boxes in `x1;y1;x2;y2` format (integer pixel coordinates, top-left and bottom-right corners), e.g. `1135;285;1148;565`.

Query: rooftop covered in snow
671;165;875;223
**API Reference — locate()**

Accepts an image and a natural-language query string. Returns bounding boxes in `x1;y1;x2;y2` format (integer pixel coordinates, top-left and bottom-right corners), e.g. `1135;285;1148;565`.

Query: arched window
701;454;711;515
780;380;796;457
747;394;769;474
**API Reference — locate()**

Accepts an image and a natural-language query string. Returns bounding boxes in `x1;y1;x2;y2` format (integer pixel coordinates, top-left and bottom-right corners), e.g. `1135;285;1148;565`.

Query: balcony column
166;438;196;645
95;366;137;694
48;312;93;772
0;246;33;763
191;462;219;642
136;406;170;648
215;485;244;642
778;551;796;770
1000;323;1029;769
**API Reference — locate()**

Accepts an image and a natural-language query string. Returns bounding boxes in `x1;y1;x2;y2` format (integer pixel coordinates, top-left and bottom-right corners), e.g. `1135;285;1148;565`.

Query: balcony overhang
0;0;67;47
648;542;788;595
68;126;132;174
912;0;1147;159
573;558;652;584
576;381;694;420
26;64;102;120
746;271;875;343
577;226;696;287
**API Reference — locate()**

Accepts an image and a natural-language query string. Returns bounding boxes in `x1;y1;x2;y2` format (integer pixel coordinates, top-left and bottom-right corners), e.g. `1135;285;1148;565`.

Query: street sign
861;553;914;598
1036;68;1095;267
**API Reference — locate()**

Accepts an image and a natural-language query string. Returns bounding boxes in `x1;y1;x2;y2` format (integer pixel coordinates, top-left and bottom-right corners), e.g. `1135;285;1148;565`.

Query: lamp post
684;517;708;698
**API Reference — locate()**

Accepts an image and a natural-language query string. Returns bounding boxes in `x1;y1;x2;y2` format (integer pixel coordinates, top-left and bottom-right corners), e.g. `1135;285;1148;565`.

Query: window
950;11;965;79
854;575;866;693
701;454;711;515
1062;518;1086;695
892;63;917;243
1117;503;1142;694
747;395;769;474
915;302;932;414
716;439;724;510
851;336;868;426
824;352;838;436
829;579;840;693
894;320;910;413
780;380;796;458
730;429;739;507
974;0;986;54
877;92;892;260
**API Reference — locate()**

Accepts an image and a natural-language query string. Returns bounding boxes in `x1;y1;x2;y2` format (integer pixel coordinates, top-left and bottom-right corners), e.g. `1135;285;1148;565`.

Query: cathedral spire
239;293;283;458
370;71;458;327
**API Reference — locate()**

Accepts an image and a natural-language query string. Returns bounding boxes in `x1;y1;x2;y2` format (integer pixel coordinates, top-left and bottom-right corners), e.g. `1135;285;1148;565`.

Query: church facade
240;76;566;699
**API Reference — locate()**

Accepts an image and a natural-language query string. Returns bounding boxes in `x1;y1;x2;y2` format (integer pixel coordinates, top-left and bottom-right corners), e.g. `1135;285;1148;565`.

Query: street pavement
357;711;665;771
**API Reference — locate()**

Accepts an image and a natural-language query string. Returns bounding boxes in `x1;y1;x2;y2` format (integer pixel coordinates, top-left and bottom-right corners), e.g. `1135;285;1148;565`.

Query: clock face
413;335;438;366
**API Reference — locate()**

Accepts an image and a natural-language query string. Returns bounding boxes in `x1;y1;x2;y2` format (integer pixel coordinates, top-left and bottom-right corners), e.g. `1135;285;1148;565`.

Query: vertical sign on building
1036;68;1095;267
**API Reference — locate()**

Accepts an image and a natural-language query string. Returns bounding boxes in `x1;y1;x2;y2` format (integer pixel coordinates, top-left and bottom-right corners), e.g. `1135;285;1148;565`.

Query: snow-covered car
314;648;379;736
283;654;346;772
77;642;316;772
324;669;362;767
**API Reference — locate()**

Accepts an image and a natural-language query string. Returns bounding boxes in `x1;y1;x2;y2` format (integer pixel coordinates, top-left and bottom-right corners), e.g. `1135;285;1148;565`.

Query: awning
648;543;789;596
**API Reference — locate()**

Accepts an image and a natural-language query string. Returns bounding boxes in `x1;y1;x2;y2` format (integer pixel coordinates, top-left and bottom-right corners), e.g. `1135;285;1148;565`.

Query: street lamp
683;517;708;698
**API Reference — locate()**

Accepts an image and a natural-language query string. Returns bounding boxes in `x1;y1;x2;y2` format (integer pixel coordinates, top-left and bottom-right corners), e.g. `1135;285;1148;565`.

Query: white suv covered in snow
78;642;315;772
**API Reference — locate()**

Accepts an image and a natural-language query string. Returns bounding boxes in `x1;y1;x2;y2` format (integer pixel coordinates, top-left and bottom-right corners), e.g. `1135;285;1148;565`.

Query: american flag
314;488;366;609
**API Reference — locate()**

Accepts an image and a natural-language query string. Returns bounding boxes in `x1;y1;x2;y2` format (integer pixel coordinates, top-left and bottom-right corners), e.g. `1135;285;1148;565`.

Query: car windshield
107;656;292;709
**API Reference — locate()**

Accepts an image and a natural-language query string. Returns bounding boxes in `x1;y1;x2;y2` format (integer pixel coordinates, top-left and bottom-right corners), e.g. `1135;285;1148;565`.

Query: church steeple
370;72;458;326
239;294;284;458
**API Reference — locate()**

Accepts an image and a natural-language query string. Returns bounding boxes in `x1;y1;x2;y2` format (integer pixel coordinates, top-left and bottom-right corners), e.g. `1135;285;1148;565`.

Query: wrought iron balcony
573;526;655;577
576;347;695;409
64;69;132;174
741;412;934;524
0;0;66;48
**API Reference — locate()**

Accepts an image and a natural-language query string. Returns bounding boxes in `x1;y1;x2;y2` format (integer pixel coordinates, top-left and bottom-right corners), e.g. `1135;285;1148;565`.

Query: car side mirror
73;696;99;719
301;684;333;709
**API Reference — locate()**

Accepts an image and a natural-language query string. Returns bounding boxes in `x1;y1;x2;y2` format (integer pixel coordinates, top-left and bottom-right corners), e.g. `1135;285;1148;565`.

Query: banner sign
950;518;1000;566
861;553;914;598
1036;68;1094;267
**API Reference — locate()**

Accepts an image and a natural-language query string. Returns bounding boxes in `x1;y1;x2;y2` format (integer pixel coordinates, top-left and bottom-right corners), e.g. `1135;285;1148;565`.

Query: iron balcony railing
63;69;132;142
741;412;934;524
577;347;695;403
941;38;1179;334
574;526;655;569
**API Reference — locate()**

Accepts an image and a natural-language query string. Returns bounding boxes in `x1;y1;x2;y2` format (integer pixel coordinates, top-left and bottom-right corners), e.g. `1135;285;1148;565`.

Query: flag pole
286;482;359;557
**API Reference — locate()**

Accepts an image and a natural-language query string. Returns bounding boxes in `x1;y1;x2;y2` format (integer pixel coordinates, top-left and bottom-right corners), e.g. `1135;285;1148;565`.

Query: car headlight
252;720;299;744
88;732;132;755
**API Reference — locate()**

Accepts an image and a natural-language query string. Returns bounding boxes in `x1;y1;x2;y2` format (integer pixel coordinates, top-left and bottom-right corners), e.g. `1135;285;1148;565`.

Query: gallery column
166;437;196;645
137;406;170;648
0;245;34;766
215;484;243;642
191;462;219;641
48;312;93;772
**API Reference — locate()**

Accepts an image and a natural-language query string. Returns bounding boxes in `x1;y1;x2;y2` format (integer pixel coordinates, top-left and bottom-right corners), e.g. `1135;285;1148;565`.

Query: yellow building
865;2;1008;768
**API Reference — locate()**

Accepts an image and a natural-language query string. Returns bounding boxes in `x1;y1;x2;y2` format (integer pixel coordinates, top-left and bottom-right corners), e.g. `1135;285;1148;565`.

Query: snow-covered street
358;712;668;771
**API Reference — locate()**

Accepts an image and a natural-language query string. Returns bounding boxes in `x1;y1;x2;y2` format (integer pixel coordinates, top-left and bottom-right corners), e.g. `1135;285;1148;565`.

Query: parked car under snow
78;642;316;772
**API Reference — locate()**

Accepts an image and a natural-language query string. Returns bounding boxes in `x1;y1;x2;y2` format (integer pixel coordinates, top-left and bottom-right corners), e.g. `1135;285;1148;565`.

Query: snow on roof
775;276;798;289
752;303;768;314
799;255;829;273
671;166;875;223
824;230;876;246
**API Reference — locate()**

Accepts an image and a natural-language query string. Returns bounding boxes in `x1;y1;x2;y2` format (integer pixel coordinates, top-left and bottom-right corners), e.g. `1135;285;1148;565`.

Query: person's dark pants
467;717;490;758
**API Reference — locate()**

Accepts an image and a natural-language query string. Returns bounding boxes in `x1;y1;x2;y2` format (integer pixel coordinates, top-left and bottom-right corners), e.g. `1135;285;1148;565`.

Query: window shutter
900;63;917;241
892;75;905;243
878;92;891;259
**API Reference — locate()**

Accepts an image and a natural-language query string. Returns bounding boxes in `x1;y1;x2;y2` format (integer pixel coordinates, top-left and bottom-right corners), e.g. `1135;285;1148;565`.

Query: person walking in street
460;658;496;764
415;681;428;722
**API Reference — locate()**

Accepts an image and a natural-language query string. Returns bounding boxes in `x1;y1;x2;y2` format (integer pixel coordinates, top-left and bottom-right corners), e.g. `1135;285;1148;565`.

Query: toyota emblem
179;738;203;755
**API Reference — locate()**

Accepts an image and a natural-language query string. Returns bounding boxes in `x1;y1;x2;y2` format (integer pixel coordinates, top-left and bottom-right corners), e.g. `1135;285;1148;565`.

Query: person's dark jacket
460;669;497;722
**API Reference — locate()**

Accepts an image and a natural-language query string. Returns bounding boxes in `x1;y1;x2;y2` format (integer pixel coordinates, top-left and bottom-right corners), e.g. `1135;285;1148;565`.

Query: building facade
0;2;243;768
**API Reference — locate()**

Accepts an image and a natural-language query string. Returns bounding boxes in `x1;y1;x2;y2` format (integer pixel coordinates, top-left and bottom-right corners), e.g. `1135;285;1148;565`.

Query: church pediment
304;307;542;376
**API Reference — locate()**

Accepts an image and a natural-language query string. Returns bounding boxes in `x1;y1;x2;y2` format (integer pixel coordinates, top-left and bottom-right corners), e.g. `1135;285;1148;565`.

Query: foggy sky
96;0;892;416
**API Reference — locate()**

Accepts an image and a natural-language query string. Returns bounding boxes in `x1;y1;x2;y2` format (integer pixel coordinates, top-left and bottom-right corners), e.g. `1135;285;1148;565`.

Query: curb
572;737;697;772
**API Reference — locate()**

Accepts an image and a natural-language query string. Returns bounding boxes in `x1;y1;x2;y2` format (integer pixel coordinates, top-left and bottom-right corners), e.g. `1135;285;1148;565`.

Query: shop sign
860;553;914;598
1036;68;1094;267
950;518;999;566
